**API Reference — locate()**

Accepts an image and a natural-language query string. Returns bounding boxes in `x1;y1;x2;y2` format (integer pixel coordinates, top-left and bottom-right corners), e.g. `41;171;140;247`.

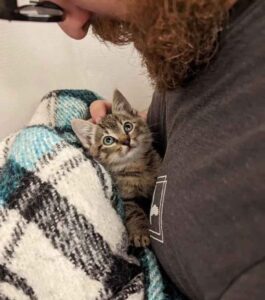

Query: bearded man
49;1;265;299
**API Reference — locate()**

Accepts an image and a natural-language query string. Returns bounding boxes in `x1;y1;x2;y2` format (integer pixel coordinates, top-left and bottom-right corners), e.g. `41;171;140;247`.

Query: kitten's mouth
128;144;137;151
121;144;137;156
126;145;139;156
119;140;139;157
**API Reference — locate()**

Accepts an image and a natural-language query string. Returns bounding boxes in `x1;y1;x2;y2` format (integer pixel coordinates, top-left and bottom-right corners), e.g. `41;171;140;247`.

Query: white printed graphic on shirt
150;205;159;224
149;175;167;243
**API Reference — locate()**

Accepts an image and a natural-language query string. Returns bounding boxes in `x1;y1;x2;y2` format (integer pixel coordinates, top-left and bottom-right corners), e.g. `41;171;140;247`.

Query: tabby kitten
72;90;160;247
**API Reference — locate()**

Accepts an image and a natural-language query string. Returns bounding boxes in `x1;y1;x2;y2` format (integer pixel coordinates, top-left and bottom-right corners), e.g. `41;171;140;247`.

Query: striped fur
72;90;161;247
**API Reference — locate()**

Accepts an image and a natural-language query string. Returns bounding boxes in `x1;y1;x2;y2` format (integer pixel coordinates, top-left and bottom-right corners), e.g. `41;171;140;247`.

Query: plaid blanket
0;90;179;300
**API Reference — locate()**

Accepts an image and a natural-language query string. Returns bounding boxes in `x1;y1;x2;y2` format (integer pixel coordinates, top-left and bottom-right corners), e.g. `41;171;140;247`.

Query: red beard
91;0;228;90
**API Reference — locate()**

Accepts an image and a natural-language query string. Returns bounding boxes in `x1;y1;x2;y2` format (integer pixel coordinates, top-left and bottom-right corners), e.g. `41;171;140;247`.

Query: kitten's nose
122;139;131;146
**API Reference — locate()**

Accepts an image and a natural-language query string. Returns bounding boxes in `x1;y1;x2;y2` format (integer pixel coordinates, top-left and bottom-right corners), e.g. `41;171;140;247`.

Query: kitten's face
72;90;152;166
92;113;151;165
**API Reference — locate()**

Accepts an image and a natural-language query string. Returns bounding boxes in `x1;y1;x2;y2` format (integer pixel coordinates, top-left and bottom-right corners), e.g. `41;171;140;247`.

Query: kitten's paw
130;233;150;248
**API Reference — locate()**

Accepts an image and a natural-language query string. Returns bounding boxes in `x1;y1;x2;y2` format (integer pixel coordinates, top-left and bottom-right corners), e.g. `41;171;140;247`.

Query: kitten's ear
112;89;137;116
71;119;96;149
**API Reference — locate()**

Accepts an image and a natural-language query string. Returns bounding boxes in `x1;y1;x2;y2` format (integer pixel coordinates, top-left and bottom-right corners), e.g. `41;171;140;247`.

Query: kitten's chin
108;137;152;165
124;146;139;160
108;146;140;165
122;143;149;161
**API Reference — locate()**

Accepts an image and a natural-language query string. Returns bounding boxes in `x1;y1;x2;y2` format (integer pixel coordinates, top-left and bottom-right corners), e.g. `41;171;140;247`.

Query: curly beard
91;0;228;90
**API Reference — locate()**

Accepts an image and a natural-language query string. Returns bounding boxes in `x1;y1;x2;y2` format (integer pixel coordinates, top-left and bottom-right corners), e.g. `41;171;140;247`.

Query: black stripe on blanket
0;264;37;299
6;172;142;297
0;293;10;300
112;273;144;300
2;220;27;262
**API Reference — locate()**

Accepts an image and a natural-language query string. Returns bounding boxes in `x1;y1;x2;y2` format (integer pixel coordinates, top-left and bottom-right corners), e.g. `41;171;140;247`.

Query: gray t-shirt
147;1;265;299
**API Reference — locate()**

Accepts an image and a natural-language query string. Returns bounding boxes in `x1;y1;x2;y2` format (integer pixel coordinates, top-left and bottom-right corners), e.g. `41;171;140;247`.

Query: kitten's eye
124;122;133;133
103;136;115;146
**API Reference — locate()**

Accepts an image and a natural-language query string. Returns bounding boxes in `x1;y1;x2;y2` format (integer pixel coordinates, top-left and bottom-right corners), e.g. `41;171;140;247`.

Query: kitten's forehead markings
101;116;120;129
113;114;123;126
102;118;124;136
116;120;125;132
98;123;109;134
115;114;137;132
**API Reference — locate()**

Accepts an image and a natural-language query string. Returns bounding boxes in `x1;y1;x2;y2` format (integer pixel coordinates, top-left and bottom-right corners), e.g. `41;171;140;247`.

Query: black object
0;0;64;22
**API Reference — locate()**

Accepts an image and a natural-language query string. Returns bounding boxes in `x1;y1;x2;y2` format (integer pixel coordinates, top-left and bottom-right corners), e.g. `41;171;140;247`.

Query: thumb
90;100;112;124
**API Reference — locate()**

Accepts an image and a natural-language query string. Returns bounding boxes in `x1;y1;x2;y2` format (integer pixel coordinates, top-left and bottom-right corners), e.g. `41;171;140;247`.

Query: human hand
90;100;147;124
90;100;112;124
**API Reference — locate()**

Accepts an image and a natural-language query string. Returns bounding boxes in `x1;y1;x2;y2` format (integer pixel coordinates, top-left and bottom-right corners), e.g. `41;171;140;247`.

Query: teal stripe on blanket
0;159;26;206
55;90;101;130
9;126;63;172
56;90;101;105
55;97;88;130
139;249;167;300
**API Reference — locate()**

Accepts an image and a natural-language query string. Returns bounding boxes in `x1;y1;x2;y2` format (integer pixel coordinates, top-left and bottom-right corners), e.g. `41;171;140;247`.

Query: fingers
90;100;112;124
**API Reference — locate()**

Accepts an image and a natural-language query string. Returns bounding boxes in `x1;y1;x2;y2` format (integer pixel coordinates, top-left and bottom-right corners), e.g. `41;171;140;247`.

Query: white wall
0;20;153;140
